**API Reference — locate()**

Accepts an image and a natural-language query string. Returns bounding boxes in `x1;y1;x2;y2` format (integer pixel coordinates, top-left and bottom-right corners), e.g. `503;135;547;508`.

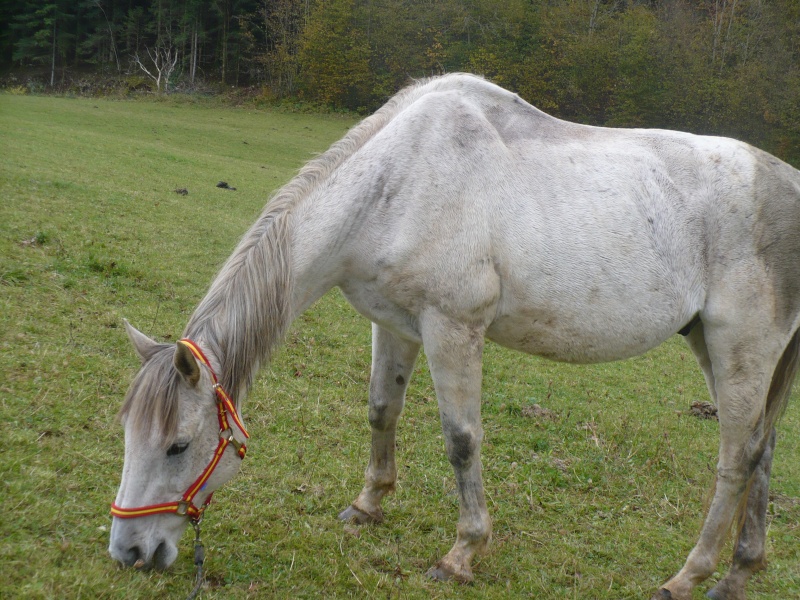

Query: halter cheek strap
110;339;250;522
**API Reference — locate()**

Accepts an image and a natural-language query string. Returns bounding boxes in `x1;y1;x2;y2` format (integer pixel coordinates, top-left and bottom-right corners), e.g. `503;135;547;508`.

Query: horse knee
443;424;482;470
368;398;402;432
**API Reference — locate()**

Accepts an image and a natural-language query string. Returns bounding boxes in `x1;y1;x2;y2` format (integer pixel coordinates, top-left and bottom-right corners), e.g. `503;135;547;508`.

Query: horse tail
764;327;800;434
732;326;800;540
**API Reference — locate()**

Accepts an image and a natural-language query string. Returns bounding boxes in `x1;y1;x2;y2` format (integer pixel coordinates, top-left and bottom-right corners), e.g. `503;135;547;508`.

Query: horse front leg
706;428;776;600
421;312;490;583
339;324;420;524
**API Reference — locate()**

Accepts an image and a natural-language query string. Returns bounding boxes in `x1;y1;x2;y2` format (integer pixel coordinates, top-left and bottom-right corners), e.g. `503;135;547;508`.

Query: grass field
1;93;799;599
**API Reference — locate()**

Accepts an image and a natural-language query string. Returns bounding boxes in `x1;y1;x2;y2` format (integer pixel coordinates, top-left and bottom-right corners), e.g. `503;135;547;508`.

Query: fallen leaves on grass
689;401;718;420
578;421;603;447
343;525;361;538
521;403;558;420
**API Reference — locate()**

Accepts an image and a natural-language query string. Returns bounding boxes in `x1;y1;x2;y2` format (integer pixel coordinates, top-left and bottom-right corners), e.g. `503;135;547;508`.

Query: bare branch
131;44;179;93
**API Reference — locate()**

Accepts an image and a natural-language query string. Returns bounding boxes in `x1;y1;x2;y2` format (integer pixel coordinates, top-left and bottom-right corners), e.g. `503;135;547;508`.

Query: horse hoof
426;562;473;584
707;582;745;600
651;587;695;600
338;504;382;525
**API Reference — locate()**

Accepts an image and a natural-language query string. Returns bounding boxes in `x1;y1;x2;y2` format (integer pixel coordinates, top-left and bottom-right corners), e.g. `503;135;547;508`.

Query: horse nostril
152;541;168;570
127;545;144;568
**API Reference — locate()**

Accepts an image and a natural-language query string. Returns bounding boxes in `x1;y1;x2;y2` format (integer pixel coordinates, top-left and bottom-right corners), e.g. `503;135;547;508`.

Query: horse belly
486;278;695;364
483;190;705;362
487;316;660;363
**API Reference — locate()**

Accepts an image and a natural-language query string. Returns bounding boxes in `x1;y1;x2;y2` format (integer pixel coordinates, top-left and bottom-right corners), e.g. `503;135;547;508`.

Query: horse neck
183;204;297;405
181;84;422;402
182;191;350;406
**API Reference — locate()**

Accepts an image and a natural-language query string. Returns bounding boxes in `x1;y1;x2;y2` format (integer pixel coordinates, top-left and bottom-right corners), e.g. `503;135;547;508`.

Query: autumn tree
298;0;371;109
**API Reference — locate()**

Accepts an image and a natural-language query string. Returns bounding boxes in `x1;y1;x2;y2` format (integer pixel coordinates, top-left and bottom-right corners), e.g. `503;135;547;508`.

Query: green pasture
1;94;799;599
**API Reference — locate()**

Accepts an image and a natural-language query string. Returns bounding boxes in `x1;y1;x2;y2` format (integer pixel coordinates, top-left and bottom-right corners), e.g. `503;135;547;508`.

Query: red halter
111;339;249;522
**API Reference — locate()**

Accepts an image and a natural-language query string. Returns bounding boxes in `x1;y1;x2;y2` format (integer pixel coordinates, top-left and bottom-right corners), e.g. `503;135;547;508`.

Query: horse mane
118;343;182;446
121;75;461;443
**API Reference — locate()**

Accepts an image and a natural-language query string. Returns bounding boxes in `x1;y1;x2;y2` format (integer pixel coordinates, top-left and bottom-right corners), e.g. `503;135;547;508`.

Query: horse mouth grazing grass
111;533;180;571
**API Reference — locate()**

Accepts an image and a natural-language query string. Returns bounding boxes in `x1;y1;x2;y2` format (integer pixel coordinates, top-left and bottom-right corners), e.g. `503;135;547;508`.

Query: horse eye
166;442;189;457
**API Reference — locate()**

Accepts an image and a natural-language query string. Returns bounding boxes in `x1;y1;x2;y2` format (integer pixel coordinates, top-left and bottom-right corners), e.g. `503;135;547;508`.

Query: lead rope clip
185;520;206;600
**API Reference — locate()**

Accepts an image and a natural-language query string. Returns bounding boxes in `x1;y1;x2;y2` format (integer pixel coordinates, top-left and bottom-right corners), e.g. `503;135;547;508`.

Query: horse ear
124;319;160;363
173;342;201;387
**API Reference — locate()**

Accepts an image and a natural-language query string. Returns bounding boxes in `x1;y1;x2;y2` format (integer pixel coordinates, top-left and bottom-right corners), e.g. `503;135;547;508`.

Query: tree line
2;1;799;165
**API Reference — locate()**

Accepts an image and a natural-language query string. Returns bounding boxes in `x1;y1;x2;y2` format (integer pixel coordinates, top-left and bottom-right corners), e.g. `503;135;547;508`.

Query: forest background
2;0;800;166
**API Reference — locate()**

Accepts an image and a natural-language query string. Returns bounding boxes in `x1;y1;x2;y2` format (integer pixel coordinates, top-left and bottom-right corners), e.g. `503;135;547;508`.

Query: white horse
109;73;800;600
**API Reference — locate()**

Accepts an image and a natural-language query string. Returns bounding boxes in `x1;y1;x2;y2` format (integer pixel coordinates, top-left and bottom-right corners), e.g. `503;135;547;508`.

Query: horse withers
109;74;800;600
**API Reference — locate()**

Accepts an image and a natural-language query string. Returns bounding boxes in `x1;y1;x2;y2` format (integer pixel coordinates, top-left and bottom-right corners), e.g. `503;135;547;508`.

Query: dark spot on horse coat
444;425;478;470
395;375;405;386
368;404;389;431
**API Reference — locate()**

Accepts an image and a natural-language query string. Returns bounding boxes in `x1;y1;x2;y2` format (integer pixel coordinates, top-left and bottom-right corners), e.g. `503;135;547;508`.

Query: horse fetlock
456;522;491;552
364;469;397;492
731;547;767;574
707;561;761;600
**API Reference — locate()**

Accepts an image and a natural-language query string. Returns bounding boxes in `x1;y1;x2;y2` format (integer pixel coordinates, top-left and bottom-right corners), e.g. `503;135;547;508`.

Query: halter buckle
219;428;243;453
176;500;191;516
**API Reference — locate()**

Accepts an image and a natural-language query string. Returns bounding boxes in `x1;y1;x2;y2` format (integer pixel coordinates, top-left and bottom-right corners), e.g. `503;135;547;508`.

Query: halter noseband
110;339;250;523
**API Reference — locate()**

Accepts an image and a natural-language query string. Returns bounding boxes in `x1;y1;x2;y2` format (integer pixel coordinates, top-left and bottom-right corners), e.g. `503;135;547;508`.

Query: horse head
108;321;247;570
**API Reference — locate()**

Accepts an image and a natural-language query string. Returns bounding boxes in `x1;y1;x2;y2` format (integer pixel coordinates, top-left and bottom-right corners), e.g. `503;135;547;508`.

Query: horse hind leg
706;429;776;600
706;327;800;599
683;320;764;598
654;326;800;600
339;324;420;524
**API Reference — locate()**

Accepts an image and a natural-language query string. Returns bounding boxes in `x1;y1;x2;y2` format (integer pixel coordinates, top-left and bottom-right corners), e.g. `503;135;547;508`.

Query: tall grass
1;94;798;599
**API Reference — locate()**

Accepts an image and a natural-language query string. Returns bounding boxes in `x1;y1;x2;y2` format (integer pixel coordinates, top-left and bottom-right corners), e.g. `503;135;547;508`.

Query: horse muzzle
109;518;181;571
